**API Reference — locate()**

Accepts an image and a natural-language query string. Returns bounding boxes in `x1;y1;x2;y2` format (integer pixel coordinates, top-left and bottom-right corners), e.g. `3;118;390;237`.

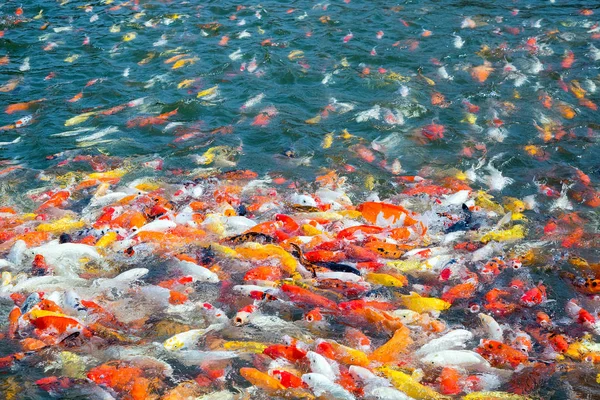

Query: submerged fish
0;2;597;399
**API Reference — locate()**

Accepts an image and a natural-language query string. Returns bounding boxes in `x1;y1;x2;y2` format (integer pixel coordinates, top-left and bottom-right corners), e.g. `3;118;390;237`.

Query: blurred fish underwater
0;0;599;399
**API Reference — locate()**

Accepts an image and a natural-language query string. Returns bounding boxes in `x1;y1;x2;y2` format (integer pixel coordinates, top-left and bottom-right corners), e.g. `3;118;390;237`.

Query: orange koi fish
471;61;493;82
5;98;45;114
476;339;528;368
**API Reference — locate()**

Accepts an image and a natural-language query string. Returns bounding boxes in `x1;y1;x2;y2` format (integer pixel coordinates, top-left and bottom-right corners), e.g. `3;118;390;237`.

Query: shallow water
0;0;599;398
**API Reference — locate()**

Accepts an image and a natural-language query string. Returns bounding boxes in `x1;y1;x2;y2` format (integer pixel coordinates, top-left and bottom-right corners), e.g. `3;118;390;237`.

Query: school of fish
1;0;600;399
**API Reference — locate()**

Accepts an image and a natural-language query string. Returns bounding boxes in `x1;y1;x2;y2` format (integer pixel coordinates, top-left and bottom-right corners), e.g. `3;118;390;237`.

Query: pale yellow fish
377;367;450;400
463;392;531;400
122;32;137;42
110;24;121;33
569;80;586;99
387;259;422;273
95;232;118;249
208;243;238;258
60;351;87;379
197;86;219;99
337;209;362;219
135;182;161;192
366;272;405;287
511;213;526;221
305;115;321;124
400;292;451;313
301;224;323;236
386;71;410;82
29;309;69;320
172;57;198;70
178;79;195;89
455;170;468;181
294;211;345;221
93;182;111;197
88;168;128;180
222;341;269;353
503;197;525;213
161;47;185;56
419;73;435;86
564;336;600;360
64;54;80;63
564;341;588;360
475;191;504;214
288;50;304;60
479;225;525;244
1;271;12;287
461;113;477;124
52;171;82;187
138;53;156;65
202;215;226;235
195;146;230;165
36;217;85;233
322;132;333;149
340;128;354;139
365;175;375;191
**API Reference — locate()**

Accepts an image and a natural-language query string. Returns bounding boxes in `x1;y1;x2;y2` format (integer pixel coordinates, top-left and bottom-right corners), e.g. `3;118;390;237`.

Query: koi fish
5;99;45;114
476;340;528;368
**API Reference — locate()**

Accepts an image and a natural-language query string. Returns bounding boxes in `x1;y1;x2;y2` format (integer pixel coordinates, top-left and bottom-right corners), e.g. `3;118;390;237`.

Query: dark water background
0;0;598;183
